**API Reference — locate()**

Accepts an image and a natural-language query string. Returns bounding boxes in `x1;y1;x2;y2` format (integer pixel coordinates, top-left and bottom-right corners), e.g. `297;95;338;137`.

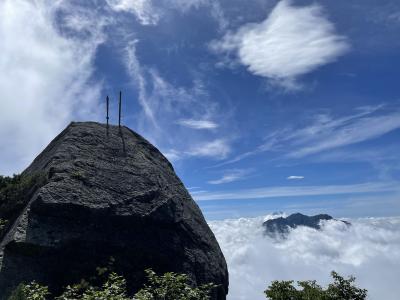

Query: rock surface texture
263;213;349;237
0;122;228;299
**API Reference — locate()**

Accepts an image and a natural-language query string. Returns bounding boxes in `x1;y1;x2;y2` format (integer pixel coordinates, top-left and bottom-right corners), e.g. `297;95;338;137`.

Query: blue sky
1;0;400;219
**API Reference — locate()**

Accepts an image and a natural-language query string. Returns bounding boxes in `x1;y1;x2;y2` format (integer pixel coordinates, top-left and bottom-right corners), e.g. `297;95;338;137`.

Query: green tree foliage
9;269;215;300
9;269;368;300
0;175;19;190
0;173;47;216
135;269;216;300
297;280;327;300
56;272;129;300
0;173;47;237
8;282;49;300
0;218;8;232
264;271;367;300
326;271;367;300
264;280;299;300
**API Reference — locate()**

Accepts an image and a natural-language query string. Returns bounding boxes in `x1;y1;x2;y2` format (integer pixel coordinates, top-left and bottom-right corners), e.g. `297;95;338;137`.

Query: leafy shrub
135;269;216;300
0;173;47;237
9;269;215;300
264;280;300;300
71;171;86;182
0;218;8;232
264;271;367;300
8;282;49;300
326;271;367;300
55;272;129;300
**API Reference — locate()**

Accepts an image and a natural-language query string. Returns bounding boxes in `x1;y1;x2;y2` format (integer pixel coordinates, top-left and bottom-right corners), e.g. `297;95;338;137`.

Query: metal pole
118;91;122;127
106;96;109;127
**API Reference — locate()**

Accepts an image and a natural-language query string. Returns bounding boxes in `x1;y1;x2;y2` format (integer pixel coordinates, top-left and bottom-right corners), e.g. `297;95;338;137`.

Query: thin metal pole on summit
118;91;122;127
106;96;109;127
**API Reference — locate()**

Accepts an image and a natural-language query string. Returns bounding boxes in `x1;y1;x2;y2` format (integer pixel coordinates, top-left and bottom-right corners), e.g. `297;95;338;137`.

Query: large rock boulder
0;122;228;299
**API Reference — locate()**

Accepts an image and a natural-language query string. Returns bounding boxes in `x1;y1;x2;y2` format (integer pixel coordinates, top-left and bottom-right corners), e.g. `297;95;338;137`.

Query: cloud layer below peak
209;215;400;300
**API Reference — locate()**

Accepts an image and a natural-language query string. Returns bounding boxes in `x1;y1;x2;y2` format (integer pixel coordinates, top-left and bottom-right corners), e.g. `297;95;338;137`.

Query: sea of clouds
209;214;400;300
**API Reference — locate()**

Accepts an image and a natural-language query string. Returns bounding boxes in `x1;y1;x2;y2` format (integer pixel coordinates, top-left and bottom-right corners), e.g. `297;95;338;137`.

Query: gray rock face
0;122;228;299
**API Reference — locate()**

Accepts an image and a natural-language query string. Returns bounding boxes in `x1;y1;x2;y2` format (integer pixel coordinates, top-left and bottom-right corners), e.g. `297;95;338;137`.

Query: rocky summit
0;122;228;299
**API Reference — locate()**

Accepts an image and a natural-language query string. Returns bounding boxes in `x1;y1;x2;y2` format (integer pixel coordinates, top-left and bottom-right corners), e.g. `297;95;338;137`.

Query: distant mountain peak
263;212;350;237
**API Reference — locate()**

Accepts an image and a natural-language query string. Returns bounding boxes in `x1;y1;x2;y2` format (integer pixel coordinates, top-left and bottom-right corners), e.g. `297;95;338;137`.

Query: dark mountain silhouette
0;122;228;299
263;213;350;237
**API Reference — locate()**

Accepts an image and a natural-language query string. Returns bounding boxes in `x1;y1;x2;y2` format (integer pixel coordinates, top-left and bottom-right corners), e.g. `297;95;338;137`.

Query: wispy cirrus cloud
208;169;251;184
125;41;210;133
123;41;231;161
106;0;228;30
287;176;304;180
186;139;231;159
162;149;181;162
177;119;219;130
162;0;229;31
106;0;159;25
195;181;399;201
211;0;349;90
223;105;400;165
163;139;232;162
287;109;400;158
125;40;158;128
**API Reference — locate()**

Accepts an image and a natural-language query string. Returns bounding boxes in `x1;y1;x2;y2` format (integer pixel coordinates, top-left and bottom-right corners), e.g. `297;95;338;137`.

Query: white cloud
162;149;181;162
208;175;240;185
187;186;201;190
187;139;231;159
209;215;400;300
211;0;349;90
208;169;249;184
0;0;104;175
161;139;232;162
106;0;159;25
177;119;219;129
163;143;236;163
287;176;304;180
189;190;208;195
195;182;398;201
